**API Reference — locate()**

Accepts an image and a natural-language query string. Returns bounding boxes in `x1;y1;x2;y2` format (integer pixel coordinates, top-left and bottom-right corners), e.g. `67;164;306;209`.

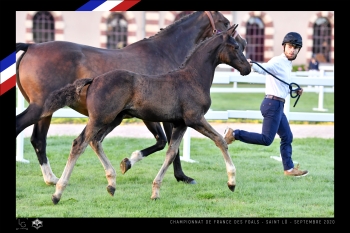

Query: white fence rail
180;67;334;162
16;67;334;163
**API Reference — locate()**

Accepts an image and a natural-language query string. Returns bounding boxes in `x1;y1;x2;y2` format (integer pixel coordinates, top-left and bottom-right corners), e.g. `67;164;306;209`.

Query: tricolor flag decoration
0;52;16;96
77;0;140;11
1;0;140;96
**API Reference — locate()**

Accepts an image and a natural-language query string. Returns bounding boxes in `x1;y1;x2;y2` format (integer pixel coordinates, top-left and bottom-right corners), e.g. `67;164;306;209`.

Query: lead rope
250;61;301;107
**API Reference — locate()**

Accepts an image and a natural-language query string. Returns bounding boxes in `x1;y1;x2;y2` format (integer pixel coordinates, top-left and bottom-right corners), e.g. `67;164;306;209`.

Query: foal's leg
190;117;236;192
89;115;126;196
151;123;187;200
16;104;58;185
163;122;196;184
51;123;101;204
89;133;117;197
51;126;90;204
120;121;167;174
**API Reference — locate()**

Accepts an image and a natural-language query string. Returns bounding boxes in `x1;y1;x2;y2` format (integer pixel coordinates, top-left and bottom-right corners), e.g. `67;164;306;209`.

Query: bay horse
41;24;251;204
16;11;246;186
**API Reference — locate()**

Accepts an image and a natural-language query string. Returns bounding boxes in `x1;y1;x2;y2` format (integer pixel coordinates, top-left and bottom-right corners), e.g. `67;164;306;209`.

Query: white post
181;128;197;163
16;86;29;163
313;69;328;112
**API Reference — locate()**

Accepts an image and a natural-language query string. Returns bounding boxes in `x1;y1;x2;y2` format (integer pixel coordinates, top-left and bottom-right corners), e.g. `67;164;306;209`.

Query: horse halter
205;11;240;39
205;11;221;35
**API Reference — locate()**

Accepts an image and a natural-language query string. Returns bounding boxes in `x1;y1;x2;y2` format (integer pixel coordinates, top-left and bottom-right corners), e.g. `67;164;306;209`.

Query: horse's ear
231;24;238;36
227;24;238;35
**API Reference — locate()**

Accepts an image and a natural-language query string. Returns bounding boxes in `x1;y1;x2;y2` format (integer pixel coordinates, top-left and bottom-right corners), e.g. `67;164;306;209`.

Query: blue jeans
234;97;294;170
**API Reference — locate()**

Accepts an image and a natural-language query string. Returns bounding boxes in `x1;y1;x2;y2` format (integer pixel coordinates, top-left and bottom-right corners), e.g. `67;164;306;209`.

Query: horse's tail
16;42;30;53
41;78;93;117
16;43;33;100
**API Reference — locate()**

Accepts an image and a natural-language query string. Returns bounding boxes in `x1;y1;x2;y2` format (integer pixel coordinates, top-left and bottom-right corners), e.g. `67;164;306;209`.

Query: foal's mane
178;31;223;69
148;11;201;39
179;24;238;69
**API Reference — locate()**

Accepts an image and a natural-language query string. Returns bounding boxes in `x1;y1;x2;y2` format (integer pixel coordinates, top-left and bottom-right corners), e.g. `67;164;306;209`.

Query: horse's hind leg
89;134;117;197
89;115;126;196
16;103;42;136
163;122;196;184
120;121;167;174
31;116;59;185
16;104;58;185
52;122;101;204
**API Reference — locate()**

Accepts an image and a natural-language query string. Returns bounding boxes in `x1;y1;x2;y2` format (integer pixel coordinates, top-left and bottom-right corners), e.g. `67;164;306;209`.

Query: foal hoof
227;183;236;192
107;185;116;196
52;195;60;205
120;158;131;174
45;177;59;186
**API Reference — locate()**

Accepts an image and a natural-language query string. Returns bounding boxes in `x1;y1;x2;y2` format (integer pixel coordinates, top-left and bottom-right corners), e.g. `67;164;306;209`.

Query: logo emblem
31;219;43;230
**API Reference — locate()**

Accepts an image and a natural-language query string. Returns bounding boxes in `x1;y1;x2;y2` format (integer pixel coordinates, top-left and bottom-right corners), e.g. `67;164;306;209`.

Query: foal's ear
227;24;238;36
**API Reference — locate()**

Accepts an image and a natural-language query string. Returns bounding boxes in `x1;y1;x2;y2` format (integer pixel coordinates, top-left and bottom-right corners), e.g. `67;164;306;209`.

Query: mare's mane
148;11;201;39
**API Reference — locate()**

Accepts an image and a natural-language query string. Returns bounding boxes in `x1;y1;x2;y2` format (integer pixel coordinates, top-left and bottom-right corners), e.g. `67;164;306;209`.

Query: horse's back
16;22;192;104
17;41;120;102
22;41;117;74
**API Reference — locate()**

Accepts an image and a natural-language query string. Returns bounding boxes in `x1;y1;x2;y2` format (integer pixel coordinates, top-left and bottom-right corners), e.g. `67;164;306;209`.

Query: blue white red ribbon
77;0;140;11
0;52;16;95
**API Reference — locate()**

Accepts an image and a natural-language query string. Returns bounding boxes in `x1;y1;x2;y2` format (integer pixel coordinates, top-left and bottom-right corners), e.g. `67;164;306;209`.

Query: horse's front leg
151;123;187;200
163;122;196;184
120;121;167;174
191;117;236;192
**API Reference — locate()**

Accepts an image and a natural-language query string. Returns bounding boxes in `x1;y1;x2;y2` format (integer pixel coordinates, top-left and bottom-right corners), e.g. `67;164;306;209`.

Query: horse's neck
149;12;209;64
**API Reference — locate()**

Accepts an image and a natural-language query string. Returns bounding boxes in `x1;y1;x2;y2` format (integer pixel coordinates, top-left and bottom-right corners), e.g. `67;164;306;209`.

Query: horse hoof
107;185;115;196
45;177;59;186
151;196;160;200
183;179;197;184
175;176;197;184
227;183;236;192
52;195;60;205
120;158;131;174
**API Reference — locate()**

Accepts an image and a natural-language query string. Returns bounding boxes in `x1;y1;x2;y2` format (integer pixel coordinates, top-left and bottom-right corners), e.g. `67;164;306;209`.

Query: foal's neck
181;40;222;90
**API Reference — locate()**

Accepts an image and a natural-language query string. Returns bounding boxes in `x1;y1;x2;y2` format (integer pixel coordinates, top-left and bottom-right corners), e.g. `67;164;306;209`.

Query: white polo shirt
251;53;292;99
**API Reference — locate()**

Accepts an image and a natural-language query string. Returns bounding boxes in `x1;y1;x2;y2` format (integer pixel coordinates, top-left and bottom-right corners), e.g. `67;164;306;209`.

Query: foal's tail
41;78;93;118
